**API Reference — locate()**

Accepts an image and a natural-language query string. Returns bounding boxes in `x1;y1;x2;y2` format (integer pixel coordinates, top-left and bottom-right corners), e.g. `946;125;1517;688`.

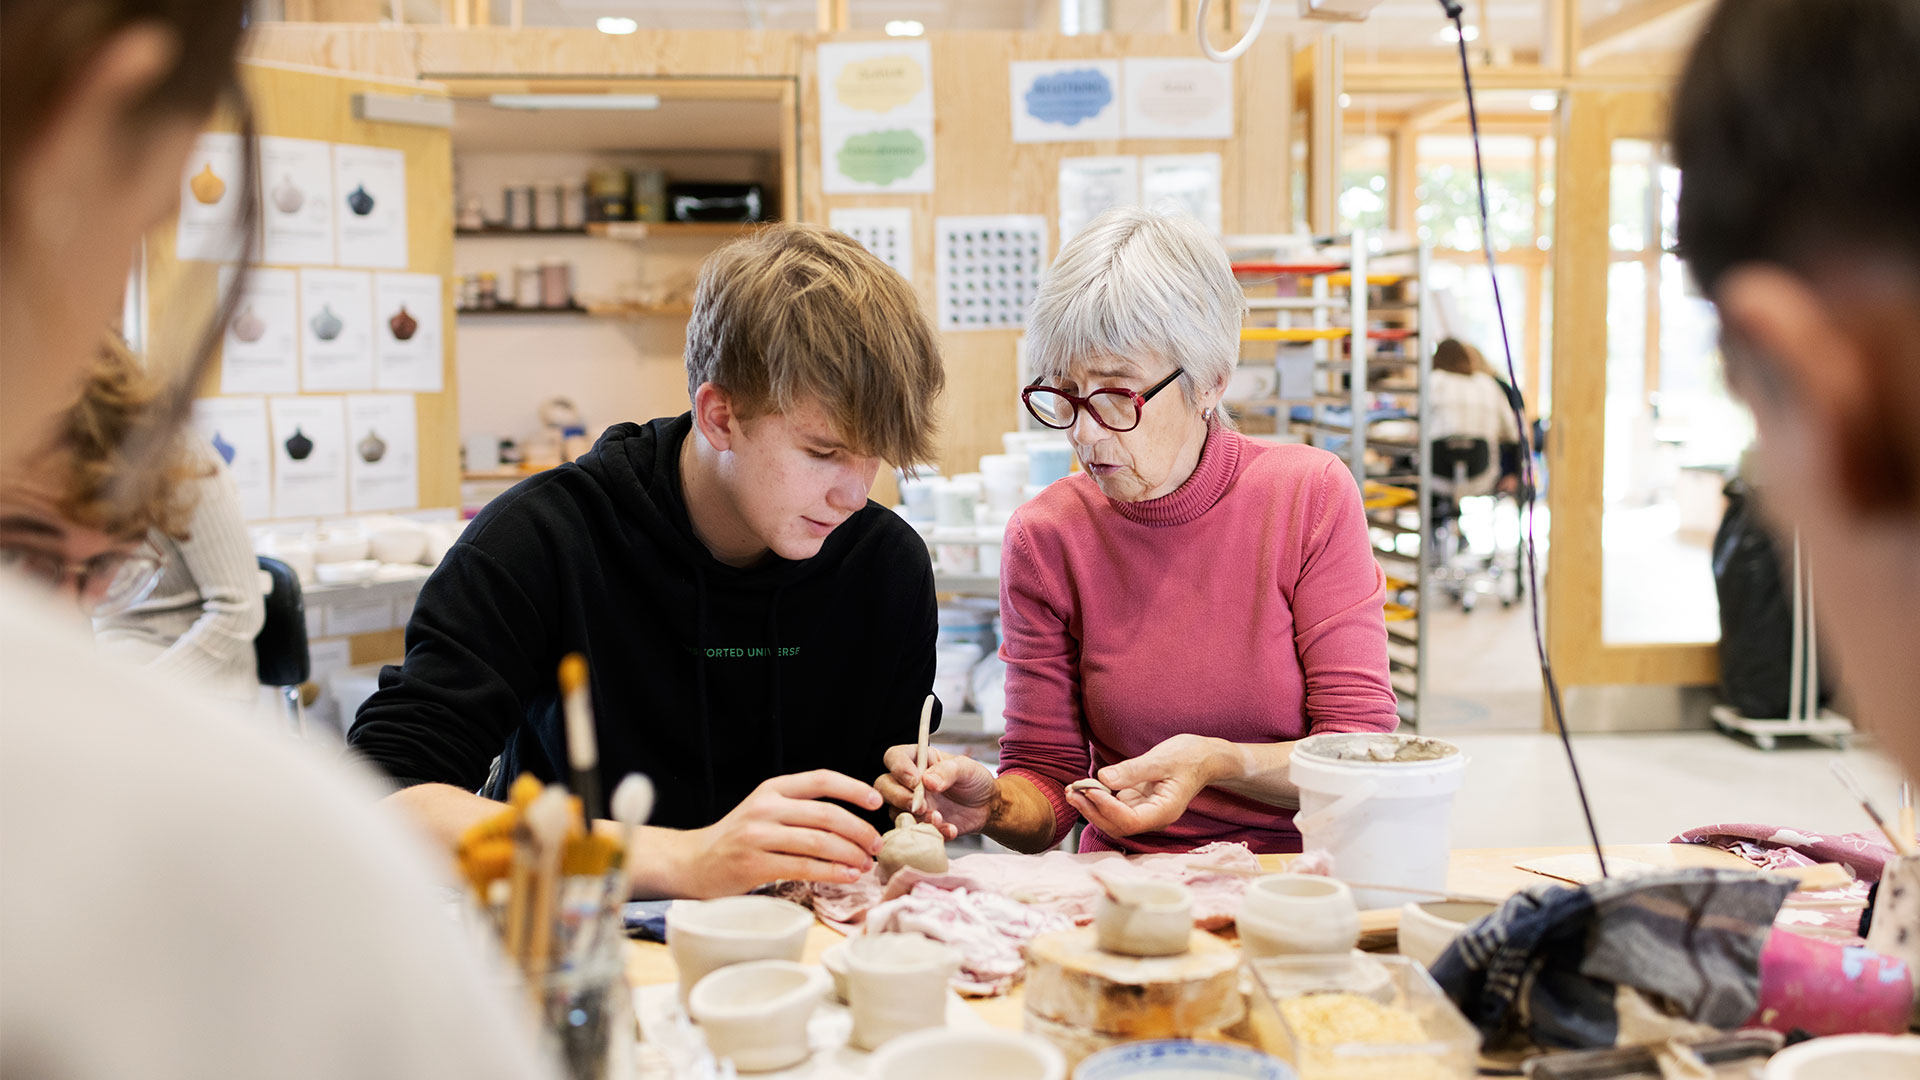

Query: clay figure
877;812;948;883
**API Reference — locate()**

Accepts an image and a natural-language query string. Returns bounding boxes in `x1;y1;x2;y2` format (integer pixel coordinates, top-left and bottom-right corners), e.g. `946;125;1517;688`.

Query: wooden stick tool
911;694;933;815
558;653;602;825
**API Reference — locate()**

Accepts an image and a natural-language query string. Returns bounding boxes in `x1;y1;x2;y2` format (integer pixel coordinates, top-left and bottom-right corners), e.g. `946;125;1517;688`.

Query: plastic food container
1246;954;1480;1080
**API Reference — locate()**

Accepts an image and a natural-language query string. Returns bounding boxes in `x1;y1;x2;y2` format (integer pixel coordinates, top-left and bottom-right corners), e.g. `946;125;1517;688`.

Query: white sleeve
147;450;266;682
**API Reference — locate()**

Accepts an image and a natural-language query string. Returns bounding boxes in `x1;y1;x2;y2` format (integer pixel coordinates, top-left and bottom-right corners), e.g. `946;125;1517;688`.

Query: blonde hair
1025;207;1246;429
54;334;200;540
685;222;945;465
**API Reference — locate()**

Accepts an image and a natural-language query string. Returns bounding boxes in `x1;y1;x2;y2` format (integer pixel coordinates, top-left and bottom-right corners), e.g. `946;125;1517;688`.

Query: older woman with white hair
879;207;1398;854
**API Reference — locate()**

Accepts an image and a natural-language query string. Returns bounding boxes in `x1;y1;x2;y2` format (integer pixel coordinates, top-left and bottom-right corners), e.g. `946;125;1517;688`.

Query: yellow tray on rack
1383;601;1416;622
1362;481;1417;510
1239;327;1351;342
1326;272;1407;287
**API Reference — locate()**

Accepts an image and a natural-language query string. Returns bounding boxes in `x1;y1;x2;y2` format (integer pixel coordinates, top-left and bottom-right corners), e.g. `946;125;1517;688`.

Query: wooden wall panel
148;59;458;511
243;24;1291;480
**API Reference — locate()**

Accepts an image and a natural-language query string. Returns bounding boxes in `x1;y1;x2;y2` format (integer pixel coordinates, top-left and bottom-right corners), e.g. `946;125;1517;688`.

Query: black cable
1443;6;1609;877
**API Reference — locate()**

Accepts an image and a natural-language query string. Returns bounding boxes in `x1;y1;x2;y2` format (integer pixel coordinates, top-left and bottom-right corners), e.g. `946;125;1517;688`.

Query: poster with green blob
836;129;929;186
818;41;936;194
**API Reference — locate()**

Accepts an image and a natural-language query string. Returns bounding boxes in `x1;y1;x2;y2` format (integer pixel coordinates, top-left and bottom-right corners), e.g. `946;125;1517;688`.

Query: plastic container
1247;953;1479;1080
897;469;941;523
932;478;978;528
936;602;996;649
979;454;1029;514
1748;930;1914;1037
1027;442;1075;486
1287;733;1467;911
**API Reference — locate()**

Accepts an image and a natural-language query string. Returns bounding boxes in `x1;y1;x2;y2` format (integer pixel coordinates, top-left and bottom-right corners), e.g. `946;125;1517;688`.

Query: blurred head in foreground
1674;0;1920;776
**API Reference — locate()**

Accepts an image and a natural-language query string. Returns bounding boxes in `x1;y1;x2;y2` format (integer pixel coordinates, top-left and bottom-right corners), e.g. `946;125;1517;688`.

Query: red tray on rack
1230;262;1347;277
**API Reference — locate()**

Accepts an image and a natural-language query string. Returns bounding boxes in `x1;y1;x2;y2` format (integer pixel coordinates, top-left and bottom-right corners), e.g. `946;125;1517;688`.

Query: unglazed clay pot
845;932;959;1051
271;173;305;214
189;162;225;204
687;960;826;1073
346;183;375;215
229;303;266;343
665;895;811;1006
309;304;343;341
877;812;947;883
1236;874;1360;960
1397;899;1498;970
388;304;418;341
357;429;388;464
869;1030;1065;1080
283;426;314;462
1093;878;1193;958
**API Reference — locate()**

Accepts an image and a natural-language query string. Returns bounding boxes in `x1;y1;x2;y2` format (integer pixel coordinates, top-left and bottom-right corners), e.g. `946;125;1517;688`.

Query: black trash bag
1713;478;1828;718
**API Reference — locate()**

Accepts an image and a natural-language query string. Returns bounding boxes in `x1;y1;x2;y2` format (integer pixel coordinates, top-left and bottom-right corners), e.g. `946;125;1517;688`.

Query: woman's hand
1066;733;1243;838
876;744;1000;840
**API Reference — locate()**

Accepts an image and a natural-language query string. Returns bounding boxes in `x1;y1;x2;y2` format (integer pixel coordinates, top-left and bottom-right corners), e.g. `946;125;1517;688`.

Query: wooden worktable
625;843;1753;1031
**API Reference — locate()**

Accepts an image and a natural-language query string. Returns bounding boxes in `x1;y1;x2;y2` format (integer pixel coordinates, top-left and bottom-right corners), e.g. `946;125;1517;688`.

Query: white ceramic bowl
312;528;370;565
666;896;813;1005
870;1029;1066;1080
820;939;851;1003
314;559;378;586
1764;1034;1920;1080
366;519;428;565
687;959;827;1073
1237;875;1360;959
1094;880;1193;958
1074;1039;1296;1080
1397;899;1499;970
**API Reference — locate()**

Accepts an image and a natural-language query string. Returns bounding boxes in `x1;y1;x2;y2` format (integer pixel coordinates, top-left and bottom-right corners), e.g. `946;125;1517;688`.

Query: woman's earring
1202;407;1216;423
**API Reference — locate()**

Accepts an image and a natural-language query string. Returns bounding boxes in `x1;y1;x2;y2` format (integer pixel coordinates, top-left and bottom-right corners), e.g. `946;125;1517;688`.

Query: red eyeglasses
1021;368;1185;433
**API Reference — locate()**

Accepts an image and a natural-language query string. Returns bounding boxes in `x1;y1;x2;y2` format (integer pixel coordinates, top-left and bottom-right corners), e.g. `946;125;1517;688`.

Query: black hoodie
348;415;941;830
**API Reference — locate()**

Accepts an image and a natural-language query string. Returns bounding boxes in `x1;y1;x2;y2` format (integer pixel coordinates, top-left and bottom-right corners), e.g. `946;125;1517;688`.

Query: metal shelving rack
1224;231;1432;728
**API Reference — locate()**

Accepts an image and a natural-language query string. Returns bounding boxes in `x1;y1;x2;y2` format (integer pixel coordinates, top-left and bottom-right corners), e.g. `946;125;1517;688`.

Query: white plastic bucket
1289;732;1468;911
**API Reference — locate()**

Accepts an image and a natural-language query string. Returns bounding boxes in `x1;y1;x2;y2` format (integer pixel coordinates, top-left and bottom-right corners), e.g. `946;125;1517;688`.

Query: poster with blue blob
1010;60;1121;143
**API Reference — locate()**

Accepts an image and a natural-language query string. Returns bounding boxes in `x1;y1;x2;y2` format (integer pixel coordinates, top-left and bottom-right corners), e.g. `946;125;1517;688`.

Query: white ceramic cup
1237;874;1361;959
665;896;812;1006
845;932;960;1051
1396;899;1499;970
686;959;827;1073
869;1029;1066;1080
1094;880;1194;958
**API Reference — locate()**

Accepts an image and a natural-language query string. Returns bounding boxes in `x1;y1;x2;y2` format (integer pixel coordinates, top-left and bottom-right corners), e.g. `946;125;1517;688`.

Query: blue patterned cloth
1428;868;1791;1050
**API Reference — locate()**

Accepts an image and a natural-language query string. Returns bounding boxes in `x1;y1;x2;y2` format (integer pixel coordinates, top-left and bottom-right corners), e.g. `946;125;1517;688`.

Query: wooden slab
1023;928;1243;1038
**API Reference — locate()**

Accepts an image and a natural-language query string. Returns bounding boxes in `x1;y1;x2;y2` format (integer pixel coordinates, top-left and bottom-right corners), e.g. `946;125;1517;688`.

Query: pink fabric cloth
1672;823;1897;882
996;426;1399;855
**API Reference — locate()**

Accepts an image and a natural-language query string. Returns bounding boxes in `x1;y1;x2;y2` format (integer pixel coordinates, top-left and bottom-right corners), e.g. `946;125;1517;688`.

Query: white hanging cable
1195;0;1275;61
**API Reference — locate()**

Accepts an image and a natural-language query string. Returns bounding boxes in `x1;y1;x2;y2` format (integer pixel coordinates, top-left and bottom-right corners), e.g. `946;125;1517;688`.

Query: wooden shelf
454;221;761;240
455;225;590;238
456;302;693;320
586;221;761;240
1240;326;1350;342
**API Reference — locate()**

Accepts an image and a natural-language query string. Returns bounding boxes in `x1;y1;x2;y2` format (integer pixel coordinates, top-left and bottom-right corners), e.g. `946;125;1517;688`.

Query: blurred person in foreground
0;2;556;1076
1672;0;1920;783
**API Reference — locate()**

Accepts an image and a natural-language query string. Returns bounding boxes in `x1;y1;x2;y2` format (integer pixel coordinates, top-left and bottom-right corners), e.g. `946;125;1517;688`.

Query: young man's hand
876;744;999;840
654;770;886;898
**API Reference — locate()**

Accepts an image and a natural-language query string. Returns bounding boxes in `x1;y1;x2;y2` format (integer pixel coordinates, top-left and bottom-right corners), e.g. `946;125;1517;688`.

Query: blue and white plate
1073;1040;1297;1080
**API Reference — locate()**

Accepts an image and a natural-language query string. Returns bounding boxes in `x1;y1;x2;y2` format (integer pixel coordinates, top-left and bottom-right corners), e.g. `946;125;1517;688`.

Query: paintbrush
1830;761;1915;856
523;784;573;990
1902;783;1915;856
558;653;602;826
911;694;933;815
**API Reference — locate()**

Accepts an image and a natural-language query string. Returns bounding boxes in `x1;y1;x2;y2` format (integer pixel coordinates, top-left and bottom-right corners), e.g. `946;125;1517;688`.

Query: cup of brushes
454;653;655;1079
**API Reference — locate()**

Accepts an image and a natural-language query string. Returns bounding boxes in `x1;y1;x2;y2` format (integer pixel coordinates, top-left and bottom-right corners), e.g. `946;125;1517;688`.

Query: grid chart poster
818;41;936;195
1010;60;1121;143
935;215;1047;332
829;207;914;280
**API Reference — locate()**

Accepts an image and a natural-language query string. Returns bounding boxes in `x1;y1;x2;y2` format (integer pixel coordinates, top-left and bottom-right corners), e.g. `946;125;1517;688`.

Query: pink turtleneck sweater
997;427;1399;855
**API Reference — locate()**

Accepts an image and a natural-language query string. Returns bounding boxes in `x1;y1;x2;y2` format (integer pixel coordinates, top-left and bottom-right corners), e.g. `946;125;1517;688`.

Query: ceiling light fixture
884;19;924;37
1338;93;1351;108
1529;93;1558;112
596;16;638;35
1436;23;1480;43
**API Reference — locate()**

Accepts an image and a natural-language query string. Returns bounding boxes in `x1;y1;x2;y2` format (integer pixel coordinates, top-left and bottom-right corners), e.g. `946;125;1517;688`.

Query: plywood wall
147;58;459;512
240;25;1292;479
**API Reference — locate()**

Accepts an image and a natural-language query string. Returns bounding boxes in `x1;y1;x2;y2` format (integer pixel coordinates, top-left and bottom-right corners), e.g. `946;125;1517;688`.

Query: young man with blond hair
351;223;948;899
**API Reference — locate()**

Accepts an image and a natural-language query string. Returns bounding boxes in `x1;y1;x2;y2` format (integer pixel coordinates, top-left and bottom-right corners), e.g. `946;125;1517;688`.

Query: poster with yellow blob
818;41;936;195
